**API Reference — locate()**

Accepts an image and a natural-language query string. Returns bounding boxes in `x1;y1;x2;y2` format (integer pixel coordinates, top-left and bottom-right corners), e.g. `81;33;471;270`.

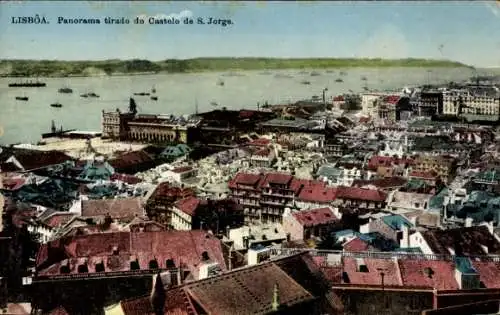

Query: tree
317;233;341;250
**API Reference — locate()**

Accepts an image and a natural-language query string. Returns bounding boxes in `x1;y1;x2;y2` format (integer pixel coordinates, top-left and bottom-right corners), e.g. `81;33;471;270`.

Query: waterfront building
102;109;198;144
443;90;500;117
418;90;443;116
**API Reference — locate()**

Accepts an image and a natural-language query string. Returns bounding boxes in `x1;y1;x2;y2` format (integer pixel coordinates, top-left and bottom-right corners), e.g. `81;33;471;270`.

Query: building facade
443;91;500;117
102;110;196;144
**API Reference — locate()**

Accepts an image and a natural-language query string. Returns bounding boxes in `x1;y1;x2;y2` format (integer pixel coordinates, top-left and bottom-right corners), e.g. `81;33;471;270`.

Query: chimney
150;273;166;315
271;283;280;311
465;217;473;228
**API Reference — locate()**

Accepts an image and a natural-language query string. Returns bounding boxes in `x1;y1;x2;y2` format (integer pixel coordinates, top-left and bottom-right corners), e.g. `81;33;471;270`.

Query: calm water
0;67;477;145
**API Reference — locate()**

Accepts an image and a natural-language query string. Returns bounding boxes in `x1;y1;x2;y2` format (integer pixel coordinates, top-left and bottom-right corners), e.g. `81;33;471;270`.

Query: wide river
0;67;481;145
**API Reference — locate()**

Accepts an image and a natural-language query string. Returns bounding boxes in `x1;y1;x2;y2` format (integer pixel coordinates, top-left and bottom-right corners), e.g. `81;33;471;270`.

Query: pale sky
1;1;499;67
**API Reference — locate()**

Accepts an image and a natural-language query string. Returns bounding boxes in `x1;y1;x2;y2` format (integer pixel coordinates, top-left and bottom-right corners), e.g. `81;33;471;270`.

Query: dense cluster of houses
1;83;500;314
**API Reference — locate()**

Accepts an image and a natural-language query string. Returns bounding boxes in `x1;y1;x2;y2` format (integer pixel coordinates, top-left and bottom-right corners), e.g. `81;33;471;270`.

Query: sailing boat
150;85;158;100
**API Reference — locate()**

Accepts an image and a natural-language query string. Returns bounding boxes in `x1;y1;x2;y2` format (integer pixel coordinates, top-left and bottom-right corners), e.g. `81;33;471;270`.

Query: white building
361;93;384;117
228;223;287;251
171;196;200;231
443;91;500;116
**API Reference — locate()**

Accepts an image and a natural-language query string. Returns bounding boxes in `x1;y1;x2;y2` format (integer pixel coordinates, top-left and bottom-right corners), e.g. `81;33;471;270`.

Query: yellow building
412;155;456;183
443;92;500;116
102;111;195;144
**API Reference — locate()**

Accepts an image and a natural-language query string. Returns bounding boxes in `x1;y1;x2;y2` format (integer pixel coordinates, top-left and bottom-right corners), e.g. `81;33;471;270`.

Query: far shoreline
0;65;476;79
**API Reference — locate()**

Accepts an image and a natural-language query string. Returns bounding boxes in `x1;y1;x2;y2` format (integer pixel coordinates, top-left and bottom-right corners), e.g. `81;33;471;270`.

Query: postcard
1;1;500;315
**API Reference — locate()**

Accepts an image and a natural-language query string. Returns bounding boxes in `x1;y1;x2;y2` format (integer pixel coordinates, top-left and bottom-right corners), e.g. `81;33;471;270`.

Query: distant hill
0;57;473;77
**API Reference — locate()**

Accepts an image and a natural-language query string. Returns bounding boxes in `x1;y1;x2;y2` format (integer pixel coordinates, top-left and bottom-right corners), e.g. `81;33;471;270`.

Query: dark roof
186;263;313;315
81;198;144;221
118;253;337;315
36;230;226;277
108;150;154;170
0;147;73;171
352;177;408;189
421;226;500;256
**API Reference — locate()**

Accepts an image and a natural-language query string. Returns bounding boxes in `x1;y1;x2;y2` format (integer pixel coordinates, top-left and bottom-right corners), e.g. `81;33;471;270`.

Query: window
77;264;89;273
149;259;159;269
166;259;175;268
130;260;140;270
95;262;105;273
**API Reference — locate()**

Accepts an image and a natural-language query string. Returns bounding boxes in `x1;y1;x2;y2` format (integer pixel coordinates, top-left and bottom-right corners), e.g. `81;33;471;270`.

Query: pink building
283;207;341;241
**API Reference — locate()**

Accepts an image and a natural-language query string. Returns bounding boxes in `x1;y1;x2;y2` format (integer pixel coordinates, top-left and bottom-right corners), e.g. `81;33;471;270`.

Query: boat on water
361;76;367;81
81;92;99;98
9;81;46;87
310;71;321;77
301;80;311;85
335;78;344;83
134;92;150;96
15;96;28;101
58;87;73;93
217;79;224;86
274;73;293;79
151;86;156;93
210;101;218;107
50;103;63;108
151;96;158;101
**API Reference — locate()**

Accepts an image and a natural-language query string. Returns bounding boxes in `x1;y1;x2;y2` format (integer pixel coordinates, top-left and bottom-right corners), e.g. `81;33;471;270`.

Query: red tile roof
289;178;326;194
185;263;314;315
36;230;226;277
249;138;271;146
10;150;73;171
367;156;413;171
1;177;26;190
398;259;459;290
409;170;439;180
472;261;500;288
352;177;408;189
297;186;336;203
43;212;77;229
108;150;154;170
263;172;293;186
292;207;339;227
110;173;143;184
342;257;401;286
333;95;345;102
253;147;271;157
336;186;387;202
359;116;371;124
81;198;144;221
343;238;371;252
174;197;200;216
47;306;70;315
228;172;262;188
149;182;194;200
383;95;401;105
120;286;197;315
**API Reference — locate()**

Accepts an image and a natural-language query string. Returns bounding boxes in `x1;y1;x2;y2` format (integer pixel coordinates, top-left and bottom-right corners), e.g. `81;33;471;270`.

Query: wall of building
171;207;192;231
335;288;434;315
367;220;399;243
408;231;434;254
31;276;152;315
282;215;304;241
